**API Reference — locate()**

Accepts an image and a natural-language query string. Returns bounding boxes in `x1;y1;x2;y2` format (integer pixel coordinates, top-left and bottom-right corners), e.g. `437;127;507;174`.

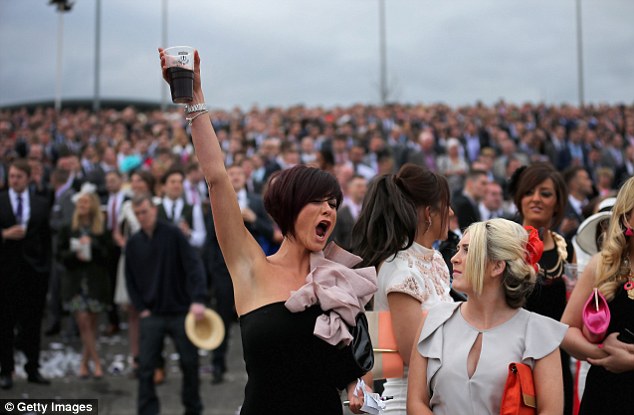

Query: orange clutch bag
500;362;536;415
367;311;404;380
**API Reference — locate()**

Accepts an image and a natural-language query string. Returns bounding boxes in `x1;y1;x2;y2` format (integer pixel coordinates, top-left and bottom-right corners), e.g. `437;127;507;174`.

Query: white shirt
236;188;249;210
183;179;207;206
107;191;126;230
342;198;363;221
160;197;206;249
478;203;504;221
568;195;586;216
9;188;30;226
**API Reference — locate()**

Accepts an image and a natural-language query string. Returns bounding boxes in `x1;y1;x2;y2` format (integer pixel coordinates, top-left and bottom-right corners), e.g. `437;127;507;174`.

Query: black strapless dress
239;302;349;415
579;286;634;415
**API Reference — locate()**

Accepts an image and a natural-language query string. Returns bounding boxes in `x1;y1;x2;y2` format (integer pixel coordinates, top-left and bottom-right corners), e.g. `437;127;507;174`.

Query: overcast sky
1;0;633;110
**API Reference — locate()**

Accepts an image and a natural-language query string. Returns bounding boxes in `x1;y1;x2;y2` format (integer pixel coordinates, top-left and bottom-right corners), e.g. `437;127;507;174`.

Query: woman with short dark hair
159;49;376;415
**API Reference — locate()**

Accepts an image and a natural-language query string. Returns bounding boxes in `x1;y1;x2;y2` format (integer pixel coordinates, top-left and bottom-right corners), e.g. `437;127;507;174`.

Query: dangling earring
626;227;634;237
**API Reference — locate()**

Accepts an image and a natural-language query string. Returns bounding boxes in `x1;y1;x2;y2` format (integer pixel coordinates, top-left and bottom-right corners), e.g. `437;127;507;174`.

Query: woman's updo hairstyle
464;218;537;308
351;163;450;268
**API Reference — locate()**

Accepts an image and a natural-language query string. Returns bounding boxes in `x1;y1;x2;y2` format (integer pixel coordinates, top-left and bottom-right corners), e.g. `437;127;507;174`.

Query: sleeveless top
418;302;567;415
373;242;453;414
525;231;567;321
239;302;347;415
579;286;634;415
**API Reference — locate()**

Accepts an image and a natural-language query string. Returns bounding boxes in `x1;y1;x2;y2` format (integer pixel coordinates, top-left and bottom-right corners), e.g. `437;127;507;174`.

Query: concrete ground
1;320;247;415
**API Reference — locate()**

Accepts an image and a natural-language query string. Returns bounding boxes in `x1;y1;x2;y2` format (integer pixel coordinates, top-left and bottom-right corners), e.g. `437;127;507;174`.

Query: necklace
540;232;566;281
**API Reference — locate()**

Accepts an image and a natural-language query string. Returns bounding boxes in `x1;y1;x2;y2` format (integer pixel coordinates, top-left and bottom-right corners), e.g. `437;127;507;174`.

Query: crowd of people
1;52;633;413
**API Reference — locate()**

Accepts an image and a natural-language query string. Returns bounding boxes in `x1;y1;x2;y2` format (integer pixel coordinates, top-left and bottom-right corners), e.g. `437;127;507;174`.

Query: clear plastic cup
164;46;195;104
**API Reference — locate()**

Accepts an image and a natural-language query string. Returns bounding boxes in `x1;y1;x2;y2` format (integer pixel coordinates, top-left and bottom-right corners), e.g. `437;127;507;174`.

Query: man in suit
406;129;438;172
478;181;511;221
56;150;85;193
183;162;208;207
452;169;489;231
153;167;206;384
44;168;76;336
157;168;206;251
562;166;595;261
461;122;490;164
104;170;129;335
80;143;107;199
0;159;52;389
331;175;367;251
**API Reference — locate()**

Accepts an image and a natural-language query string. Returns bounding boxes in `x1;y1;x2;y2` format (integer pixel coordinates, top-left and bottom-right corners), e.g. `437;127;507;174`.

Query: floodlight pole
51;0;73;113
379;0;388;105
161;0;168;110
575;0;585;108
55;11;65;113
93;0;101;112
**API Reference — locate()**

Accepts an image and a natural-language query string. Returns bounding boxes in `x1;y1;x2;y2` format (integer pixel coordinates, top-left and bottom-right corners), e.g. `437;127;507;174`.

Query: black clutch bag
332;312;374;389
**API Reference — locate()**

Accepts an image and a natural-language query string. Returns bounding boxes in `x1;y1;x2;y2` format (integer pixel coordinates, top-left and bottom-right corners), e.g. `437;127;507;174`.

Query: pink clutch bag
582;288;611;344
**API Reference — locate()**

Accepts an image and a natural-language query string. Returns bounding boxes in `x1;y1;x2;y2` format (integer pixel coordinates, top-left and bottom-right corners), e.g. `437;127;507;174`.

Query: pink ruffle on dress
285;242;377;346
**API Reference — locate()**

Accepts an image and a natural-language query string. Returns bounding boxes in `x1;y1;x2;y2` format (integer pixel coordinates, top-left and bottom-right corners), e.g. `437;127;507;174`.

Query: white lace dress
373;242;453;414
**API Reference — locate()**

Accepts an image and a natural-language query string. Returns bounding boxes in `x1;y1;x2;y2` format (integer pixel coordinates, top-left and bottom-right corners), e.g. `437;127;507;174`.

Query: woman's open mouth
315;220;331;239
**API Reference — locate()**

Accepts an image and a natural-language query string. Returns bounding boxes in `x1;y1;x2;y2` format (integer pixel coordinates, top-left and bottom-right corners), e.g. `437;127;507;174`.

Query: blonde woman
408;219;567;414
561;176;634;414
58;189;111;378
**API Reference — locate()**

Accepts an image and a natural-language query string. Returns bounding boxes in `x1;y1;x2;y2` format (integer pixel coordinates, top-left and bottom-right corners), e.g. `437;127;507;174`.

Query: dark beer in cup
164;46;195;104
167;67;194;103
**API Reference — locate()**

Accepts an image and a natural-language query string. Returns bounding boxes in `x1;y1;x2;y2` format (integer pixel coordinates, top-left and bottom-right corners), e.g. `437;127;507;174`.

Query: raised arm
158;49;265;293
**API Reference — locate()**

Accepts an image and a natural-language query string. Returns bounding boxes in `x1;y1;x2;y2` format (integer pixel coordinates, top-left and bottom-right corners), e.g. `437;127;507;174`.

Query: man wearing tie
104;170;129;335
0;159;52;389
183;162;207;207
451;169;489;231
157;168;206;250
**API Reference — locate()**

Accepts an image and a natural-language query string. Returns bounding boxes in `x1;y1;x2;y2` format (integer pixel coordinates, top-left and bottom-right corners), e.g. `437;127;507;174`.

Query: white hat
574;211;612;256
71;182;97;204
185;308;225;350
598;197;617;212
446;137;461;149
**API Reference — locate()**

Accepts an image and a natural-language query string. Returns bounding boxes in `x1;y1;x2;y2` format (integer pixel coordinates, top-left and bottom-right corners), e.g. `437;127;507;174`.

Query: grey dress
417;302;567;415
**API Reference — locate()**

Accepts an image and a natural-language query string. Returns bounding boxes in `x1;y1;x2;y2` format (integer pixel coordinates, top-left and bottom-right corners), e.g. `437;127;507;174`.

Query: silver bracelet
186;109;209;126
185;102;207;114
